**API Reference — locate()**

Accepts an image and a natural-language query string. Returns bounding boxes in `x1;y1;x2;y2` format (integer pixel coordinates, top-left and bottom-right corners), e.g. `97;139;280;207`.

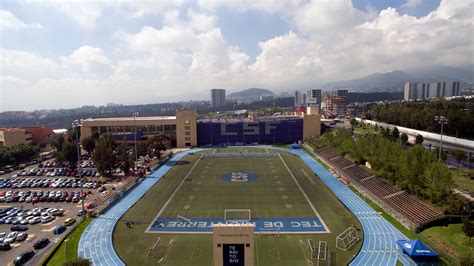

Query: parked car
41;215;54;223
0;242;11;251
53;225;66;235
16;232;27;241
33;238;50;250
13;250;35;265
11;225;28;231
64;218;76;226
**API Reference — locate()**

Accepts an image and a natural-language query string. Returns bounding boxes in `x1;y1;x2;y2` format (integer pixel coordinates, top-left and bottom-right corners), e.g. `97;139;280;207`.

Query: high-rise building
322;89;348;116
404;81;461;101
211;89;226;108
306;89;322;108
294;90;307;108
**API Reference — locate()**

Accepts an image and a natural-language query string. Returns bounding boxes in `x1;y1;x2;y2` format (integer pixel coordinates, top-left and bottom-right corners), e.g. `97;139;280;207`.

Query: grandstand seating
385;192;442;224
314;146;443;226
360;177;399;198
331;157;354;169
342;165;373;181
318;149;339;160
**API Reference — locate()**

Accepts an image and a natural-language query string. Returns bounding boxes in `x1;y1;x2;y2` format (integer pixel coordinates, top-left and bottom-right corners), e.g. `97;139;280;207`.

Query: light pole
132;112;139;172
434;116;448;161
72;119;86;219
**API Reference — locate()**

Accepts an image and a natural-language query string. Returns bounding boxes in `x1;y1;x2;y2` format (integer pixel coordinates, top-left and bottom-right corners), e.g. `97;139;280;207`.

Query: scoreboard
213;224;254;266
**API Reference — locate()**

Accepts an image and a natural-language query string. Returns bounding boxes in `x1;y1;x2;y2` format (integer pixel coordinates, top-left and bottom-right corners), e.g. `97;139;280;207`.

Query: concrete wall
176;109;197;147
0;129;31;147
303;114;321;141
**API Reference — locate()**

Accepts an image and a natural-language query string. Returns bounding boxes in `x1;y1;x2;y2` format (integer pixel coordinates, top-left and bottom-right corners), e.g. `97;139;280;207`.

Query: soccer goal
147;238;174;259
224;209;251;222
176;215;192;226
307;239;317;260
336;226;360;251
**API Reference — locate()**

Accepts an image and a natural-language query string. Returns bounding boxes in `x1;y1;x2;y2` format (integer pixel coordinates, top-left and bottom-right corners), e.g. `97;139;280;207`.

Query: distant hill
323;71;414;92
322;66;473;92
227;88;275;100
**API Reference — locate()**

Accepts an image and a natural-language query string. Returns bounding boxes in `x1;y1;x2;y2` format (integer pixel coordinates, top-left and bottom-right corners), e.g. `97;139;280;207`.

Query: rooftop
82;116;177;123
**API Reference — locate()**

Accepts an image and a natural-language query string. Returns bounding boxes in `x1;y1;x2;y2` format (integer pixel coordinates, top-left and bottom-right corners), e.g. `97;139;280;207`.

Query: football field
113;148;362;265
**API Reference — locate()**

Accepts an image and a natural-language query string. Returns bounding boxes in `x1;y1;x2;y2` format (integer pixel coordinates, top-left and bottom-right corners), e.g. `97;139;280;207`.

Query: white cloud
0;49;57;75
1;0;473;111
402;0;424;9
0;10;44;30
61;46;115;76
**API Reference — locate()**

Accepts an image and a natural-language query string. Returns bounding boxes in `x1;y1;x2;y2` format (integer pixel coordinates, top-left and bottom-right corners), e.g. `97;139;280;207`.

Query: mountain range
321;66;473;92
227;88;275;100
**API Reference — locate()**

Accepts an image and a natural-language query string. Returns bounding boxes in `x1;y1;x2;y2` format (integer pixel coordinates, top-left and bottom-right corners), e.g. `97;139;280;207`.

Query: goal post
336;226;360;251
224;209;251;222
177;215;192;225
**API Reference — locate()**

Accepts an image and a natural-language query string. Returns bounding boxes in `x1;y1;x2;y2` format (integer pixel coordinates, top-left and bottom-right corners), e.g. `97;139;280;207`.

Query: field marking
277;153;331;233
145;154;204;233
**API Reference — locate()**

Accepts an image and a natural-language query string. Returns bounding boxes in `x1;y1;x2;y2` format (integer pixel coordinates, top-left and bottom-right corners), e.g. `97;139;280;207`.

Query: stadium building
80;108;321;147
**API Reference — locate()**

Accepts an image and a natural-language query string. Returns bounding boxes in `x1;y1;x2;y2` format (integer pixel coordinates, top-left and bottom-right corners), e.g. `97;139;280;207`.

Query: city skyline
1;0;473;112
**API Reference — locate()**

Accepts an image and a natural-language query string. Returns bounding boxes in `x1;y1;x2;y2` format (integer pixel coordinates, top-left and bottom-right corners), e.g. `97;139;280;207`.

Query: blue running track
78;147;415;265
78;149;202;266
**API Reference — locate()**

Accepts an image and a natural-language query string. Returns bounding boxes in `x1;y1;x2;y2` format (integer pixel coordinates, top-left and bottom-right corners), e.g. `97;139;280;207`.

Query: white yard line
145;154;204;233
277;153;331;233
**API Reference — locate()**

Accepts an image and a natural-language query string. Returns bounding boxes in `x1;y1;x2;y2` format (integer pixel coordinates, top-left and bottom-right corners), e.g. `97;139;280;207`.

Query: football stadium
77;145;419;266
111;147;363;265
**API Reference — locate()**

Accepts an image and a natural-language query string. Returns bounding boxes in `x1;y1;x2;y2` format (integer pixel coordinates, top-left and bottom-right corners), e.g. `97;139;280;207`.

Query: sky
0;0;473;111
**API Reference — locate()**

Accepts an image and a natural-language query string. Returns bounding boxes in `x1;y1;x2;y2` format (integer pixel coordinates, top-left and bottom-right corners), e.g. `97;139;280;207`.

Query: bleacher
360;177;399;198
314;146;443;226
341;165;372;181
331;157;355;169
385;192;442;224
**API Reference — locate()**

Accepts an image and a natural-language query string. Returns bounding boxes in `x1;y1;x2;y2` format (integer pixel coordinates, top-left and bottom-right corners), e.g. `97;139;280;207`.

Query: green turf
450;168;474;192
418;223;474;264
47;218;93;266
113;148;362;265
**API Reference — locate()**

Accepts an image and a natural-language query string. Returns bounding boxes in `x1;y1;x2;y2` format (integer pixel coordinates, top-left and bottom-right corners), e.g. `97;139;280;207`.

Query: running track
78;149;202;266
78;147;415;265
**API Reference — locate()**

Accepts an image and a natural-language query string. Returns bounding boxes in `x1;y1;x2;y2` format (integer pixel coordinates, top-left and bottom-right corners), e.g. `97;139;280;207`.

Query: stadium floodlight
72;119;86;220
336;227;360;251
434;115;448;161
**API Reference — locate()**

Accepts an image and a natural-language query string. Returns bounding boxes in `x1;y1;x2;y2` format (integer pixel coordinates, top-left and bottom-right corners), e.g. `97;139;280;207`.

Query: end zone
147;217;329;234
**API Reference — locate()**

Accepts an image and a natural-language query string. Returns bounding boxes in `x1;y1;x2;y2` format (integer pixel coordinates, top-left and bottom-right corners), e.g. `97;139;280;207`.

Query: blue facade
197;118;303;145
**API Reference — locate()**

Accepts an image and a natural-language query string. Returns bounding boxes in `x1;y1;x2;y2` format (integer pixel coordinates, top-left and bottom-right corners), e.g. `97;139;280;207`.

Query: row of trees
369;99;474;139
0;144;39;168
310;130;452;204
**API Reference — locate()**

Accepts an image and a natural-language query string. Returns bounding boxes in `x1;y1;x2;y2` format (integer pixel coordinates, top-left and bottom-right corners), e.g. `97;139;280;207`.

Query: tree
51;134;65;151
391;127;400;140
81;137;96;155
92;135;116;176
136;142;149;156
147;134;168;157
463;221;474;244
62;141;79;167
415;134;424;145
117;144;133;175
400;133;408;145
424;161;453;202
350;118;358;127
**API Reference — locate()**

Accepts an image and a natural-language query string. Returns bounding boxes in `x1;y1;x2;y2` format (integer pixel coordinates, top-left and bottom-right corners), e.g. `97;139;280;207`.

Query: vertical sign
223;244;245;266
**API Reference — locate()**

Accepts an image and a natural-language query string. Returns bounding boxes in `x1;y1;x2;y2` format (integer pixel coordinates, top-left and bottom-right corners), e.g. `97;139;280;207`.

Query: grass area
353;125;378;135
347;185;417;239
114;148;362;265
46;218;93;266
419;223;474;264
450;168;474;192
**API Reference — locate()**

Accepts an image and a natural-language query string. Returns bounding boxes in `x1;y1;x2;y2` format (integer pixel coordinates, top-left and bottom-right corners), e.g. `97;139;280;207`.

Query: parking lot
0;157;110;265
